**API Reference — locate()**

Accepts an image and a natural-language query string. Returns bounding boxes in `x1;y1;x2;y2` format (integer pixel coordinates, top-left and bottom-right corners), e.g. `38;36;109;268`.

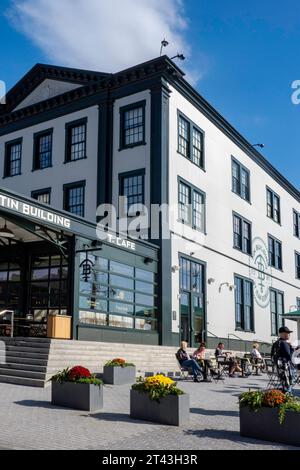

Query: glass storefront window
136;281;154;295
110;275;134;290
135;293;154;307
135;269;154;283
32;268;49;281
109;315;134;329
78;253;157;332
110;261;134;277
109;288;134;303
135;318;157;331
8;270;21;282
79;311;108;326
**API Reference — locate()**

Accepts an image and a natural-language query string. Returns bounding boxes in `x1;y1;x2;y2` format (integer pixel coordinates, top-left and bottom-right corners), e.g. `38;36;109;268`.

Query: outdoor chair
216;356;230;380
175;354;194;381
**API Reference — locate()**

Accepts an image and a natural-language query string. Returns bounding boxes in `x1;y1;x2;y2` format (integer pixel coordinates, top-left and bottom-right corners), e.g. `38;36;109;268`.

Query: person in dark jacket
277;326;297;393
176;341;203;382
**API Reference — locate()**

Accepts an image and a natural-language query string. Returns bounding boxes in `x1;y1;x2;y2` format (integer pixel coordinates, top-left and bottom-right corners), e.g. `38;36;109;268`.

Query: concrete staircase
0;338;183;387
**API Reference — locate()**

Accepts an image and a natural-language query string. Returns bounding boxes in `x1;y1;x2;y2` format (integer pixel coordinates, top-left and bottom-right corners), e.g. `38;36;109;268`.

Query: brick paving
0;375;299;450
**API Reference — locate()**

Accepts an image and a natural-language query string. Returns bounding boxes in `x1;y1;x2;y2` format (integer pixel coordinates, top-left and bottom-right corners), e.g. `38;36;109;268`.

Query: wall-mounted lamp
208;278;215;285
252;143;265;149
144;257;153;265
219;282;236;293
172;265;180;273
289;305;298;312
91;240;103;249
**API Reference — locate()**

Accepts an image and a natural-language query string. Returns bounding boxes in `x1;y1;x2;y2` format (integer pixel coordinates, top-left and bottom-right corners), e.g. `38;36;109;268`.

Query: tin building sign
0;193;71;230
249;237;272;308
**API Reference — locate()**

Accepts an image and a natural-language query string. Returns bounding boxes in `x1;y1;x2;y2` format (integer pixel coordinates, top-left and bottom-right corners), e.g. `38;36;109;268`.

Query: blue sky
0;0;299;189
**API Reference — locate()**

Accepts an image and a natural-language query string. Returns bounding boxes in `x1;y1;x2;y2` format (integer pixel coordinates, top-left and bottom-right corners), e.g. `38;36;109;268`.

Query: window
232;158;250;202
297;298;300;311
119;170;144;216
33;130;53;170
63;181;85;217
268;236;282;270
233;214;252;255
295;252;300;279
178;113;205;169
267;188;281;224
293;210;300;238
4;139;22;177
78;254;157;331
65;119;87;162
234;276;254;332
31;189;51;205
270;289;284;336
178;179;205;232
120;102;145;149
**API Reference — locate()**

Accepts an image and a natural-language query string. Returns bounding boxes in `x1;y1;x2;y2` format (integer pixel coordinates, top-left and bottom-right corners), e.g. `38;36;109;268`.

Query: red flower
112;358;126;364
68;366;91;381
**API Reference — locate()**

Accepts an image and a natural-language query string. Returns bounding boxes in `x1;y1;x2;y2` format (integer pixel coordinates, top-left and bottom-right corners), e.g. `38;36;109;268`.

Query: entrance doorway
179;257;206;348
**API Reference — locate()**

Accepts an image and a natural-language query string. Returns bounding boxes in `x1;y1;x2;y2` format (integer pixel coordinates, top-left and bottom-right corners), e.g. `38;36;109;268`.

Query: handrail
206;330;219;339
227;333;248;353
0;310;14;338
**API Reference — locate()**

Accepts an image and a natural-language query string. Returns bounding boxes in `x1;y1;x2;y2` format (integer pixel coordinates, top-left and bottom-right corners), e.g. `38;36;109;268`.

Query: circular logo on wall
249;237;272;308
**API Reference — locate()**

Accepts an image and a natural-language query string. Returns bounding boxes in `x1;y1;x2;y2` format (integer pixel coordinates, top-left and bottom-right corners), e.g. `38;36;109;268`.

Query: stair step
0;375;46;387
0;368;46;379
0;363;47;372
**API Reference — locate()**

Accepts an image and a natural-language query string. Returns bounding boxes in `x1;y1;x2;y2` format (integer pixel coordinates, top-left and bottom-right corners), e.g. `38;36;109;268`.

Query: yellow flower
144;374;175;388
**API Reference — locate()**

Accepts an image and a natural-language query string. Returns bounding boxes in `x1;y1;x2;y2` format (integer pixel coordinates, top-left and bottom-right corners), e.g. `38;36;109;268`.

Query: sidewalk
0;376;299;450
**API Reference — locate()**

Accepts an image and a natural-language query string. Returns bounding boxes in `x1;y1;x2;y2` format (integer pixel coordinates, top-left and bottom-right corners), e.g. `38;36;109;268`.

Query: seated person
176;341;203;382
251;343;265;373
193;343;218;377
215;342;242;378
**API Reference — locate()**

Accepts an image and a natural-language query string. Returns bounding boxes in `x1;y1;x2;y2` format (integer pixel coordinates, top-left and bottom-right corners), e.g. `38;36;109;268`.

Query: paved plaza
0;375;299;451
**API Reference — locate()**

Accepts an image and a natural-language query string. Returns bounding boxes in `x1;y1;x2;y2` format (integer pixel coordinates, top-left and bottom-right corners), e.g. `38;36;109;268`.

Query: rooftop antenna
160;38;169;56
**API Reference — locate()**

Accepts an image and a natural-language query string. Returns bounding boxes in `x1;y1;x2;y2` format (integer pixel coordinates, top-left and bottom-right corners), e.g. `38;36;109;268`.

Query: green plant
132;374;184;402
50;366;103;386
105;358;135;368
239;389;300;425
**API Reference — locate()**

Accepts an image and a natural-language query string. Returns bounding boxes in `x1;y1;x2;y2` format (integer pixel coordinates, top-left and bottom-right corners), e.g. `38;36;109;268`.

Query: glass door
180;257;206;347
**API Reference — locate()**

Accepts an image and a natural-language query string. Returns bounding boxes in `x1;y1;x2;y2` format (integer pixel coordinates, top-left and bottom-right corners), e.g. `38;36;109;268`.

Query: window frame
31;188;52;205
270;288;285;337
293;210;300;239
64;118;88;163
266;187;281;225
231;157;251;203
295;251;300;280
63;180;86;217
4;138;22;178
234;274;255;332
177;177;206;233
119;169;145;217
177;110;205;170
268;234;283;271
232;212;252;255
119;100;146;150
33;128;53;171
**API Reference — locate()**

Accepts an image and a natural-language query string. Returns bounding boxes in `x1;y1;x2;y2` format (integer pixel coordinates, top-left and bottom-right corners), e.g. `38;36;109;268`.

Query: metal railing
0;310;15;338
227;333;248;353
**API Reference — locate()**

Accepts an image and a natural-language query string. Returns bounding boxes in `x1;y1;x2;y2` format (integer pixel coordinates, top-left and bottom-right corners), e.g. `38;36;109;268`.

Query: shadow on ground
190;408;238;417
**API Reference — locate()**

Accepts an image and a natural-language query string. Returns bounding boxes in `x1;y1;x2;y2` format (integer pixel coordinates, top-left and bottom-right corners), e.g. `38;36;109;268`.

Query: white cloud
7;0;197;79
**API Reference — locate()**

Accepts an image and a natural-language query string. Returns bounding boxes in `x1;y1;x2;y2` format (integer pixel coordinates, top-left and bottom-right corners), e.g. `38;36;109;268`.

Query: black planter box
51;381;103;412
130;389;190;426
103;366;136;385
240;406;300;447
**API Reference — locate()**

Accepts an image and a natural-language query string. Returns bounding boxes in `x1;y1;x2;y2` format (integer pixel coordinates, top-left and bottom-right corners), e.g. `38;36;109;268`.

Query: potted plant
103;358;136;385
239;389;300;447
51;366;103;412
130;375;190;426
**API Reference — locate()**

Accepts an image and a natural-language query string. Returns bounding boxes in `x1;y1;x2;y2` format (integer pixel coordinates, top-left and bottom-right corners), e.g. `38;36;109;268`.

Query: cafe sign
249;237;272;308
106;234;136;251
0;193;71;230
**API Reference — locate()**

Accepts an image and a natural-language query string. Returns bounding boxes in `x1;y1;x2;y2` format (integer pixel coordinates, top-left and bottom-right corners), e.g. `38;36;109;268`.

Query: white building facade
0;58;299;349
